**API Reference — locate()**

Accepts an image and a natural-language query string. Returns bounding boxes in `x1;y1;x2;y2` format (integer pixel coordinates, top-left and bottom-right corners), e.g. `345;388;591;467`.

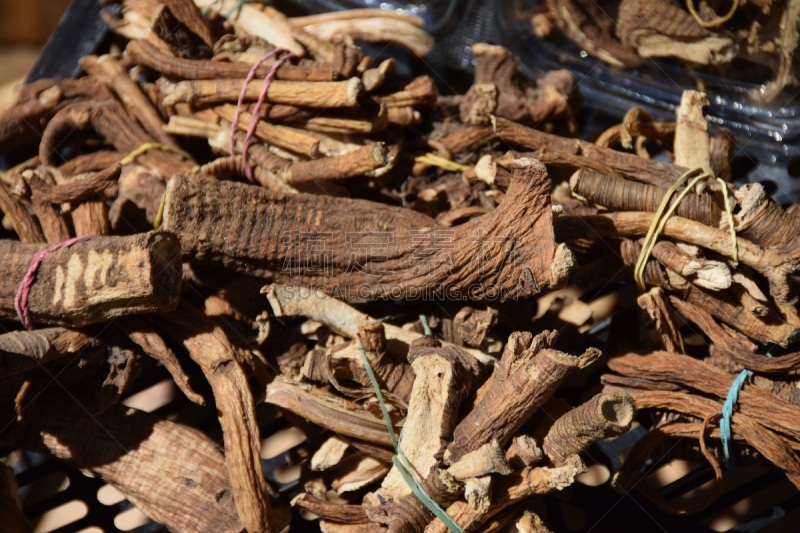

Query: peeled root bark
364;337;488;533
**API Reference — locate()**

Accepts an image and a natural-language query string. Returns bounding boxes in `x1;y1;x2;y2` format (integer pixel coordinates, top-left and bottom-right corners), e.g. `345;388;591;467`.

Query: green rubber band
357;338;465;533
224;0;247;18
419;314;432;336
224;0;273;18
377;313;407;323
201;0;223;15
357;337;398;451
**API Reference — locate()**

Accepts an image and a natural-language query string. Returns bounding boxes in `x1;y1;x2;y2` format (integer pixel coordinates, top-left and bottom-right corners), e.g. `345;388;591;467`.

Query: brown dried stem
38;100;193;177
292;493;370;524
126;39;335;81
0;328;100;379
28;194;70;243
638;287;685;353
265;376;400;446
373;76;437;107
215;104;321;158
493;116;686;187
542;392;637;464
0;181;45;243
164;159;572;302
668;297;800;372
570;167;720;227
608;351;800;442
0;78;109;152
556;212;800;307
80;54;176;148
0;232;181;327
277;143;388;183
617;390;800;492
26;164;120;204
609;238;788;345
447;331;600;463
160;302;279;533
163;78;363;108
117;316;205;405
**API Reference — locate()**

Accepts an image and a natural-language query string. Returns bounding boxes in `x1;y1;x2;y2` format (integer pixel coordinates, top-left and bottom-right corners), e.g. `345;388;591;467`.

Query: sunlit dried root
447;331;600;463
164;158;573;302
160;302;276;533
0;232;181;328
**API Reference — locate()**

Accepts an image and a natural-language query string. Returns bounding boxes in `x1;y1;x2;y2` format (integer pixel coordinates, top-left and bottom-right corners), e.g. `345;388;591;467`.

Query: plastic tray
278;0;460;34
495;0;800;202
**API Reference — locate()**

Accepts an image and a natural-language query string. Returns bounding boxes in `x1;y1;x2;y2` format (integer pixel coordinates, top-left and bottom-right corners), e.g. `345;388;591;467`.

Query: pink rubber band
230;48;296;180
14;235;95;331
229;48;283;157
241;51;296;181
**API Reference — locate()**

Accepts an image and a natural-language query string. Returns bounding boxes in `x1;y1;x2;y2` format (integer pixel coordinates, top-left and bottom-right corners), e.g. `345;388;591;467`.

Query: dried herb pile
533;0;800;102
1;1;799;532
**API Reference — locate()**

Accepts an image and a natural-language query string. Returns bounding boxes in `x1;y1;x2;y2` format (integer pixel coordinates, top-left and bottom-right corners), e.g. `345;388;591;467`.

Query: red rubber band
14;235;95;330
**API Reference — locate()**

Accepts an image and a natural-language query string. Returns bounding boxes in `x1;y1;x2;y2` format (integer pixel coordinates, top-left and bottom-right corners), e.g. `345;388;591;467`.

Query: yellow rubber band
414;152;472;172
153;190;167;229
634;168;709;292
686;0;738;29
717;177;738;264
120;142;194;167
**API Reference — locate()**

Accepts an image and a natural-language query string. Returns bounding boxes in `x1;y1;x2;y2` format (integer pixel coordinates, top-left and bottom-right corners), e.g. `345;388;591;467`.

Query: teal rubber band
720;349;772;468
357;338;465;533
720;368;751;469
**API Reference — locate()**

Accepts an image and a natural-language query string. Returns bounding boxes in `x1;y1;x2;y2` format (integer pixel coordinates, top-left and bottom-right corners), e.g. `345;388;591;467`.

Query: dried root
1;0;799;530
